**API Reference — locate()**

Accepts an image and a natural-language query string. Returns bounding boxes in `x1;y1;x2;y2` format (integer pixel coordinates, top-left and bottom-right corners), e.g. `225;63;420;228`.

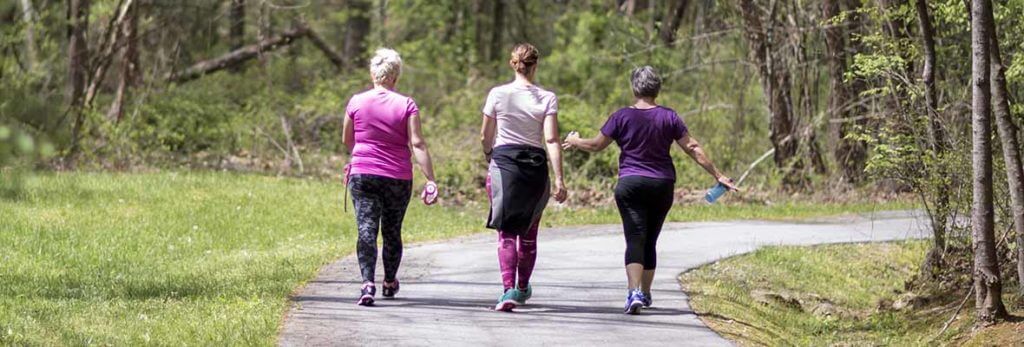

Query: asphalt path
279;210;928;346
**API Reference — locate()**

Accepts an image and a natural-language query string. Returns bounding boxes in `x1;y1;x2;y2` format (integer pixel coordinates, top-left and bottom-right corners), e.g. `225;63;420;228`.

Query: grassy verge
1;171;910;345
681;242;1024;346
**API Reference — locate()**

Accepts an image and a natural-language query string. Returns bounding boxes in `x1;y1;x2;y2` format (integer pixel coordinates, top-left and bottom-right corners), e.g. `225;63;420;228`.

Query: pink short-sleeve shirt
346;88;419;180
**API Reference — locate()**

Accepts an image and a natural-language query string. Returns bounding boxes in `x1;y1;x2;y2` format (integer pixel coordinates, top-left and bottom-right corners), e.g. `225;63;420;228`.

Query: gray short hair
630;66;662;98
370;48;402;85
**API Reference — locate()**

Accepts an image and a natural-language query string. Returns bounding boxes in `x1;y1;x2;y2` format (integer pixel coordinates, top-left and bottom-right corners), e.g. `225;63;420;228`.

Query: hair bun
509;43;539;75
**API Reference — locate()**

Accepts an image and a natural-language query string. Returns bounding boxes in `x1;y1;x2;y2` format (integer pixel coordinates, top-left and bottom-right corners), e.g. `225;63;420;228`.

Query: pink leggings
487;176;540;291
497;221;539;291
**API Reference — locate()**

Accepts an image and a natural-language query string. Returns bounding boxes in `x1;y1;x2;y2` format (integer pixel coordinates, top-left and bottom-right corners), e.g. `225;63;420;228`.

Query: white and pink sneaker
357;282;376;306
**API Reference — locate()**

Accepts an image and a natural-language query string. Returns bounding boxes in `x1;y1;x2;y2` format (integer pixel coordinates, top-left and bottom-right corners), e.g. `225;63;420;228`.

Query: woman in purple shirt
564;66;736;314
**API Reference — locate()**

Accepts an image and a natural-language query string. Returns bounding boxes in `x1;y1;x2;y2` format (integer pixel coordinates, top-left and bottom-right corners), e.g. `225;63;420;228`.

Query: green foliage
0;126;43;163
849;0;992;258
140;84;246;155
1;1;783;197
16;0;1024;200
0;124;54;199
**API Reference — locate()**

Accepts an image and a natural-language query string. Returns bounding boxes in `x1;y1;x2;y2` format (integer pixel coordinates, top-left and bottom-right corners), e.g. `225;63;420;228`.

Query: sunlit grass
680;242;975;346
0;172;481;345
0;171;912;345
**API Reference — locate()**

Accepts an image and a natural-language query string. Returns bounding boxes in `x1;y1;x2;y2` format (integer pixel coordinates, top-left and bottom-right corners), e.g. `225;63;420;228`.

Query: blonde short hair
370;48;403;85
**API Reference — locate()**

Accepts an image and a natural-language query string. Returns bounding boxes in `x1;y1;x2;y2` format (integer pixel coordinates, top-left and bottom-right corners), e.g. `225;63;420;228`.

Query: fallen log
304;26;345;70
166;25;310;83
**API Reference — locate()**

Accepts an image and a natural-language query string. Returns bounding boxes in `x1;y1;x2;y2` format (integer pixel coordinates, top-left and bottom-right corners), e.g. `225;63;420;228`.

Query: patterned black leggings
349;174;412;283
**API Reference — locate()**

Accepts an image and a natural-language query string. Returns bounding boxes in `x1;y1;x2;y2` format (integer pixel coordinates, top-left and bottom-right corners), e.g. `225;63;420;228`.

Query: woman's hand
717;176;739;191
562;131;580;150
421;181;439;205
552;178;568;203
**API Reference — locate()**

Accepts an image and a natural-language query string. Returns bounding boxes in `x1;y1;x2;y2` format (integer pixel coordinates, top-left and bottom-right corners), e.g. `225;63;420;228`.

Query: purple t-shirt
600;106;688;180
346;88;419;180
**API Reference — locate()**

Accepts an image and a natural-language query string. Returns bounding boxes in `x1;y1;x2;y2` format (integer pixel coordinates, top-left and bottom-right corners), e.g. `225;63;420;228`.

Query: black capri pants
614;175;675;270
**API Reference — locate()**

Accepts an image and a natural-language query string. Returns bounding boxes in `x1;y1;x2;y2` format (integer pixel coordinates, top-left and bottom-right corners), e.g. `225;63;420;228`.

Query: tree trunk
843;0;870;107
659;0;689;47
228;0;245;73
620;0;636;16
472;0;487;65
738;0;802;187
646;0;656;40
19;0;37;71
107;2;138;123
67;0;90;164
823;0;865;183
230;0;245;50
915;0;946;150
983;1;1024;298
84;0;135;108
344;0;371;69
490;0;505;61
377;0;388;44
970;0;1007;323
914;0;950;272
167;25;310;83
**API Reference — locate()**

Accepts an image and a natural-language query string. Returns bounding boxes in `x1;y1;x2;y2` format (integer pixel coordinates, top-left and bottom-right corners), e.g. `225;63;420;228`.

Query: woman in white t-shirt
480;43;568;312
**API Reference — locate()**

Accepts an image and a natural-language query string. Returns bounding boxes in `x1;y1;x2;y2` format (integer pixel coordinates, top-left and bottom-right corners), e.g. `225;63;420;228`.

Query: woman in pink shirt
343;48;438;306
480;43;568;311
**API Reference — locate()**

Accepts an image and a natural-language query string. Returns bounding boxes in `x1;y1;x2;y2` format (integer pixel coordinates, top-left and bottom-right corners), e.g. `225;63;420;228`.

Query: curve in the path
279;210;928;347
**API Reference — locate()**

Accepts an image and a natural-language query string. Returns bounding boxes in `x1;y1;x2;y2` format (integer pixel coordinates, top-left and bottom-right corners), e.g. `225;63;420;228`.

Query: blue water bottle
704;182;728;203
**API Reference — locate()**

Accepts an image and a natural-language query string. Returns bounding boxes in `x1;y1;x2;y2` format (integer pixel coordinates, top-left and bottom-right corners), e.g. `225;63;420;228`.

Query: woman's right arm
480;115;497;161
342;114;355;154
563;132;612;152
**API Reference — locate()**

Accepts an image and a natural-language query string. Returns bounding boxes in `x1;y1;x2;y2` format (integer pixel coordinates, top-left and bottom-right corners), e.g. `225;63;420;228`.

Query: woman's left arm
408;113;437;182
543;115;568;203
676;134;738;190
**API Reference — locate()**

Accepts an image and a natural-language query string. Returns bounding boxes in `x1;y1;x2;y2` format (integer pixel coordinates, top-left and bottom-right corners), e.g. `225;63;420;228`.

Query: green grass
680;242;973;346
0;171;912;345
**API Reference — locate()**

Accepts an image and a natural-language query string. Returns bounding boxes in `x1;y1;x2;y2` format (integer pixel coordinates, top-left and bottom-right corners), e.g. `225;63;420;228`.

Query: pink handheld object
421;182;438;205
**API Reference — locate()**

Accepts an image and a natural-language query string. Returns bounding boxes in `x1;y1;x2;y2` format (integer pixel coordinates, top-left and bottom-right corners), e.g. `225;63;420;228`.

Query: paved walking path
279;211;928;346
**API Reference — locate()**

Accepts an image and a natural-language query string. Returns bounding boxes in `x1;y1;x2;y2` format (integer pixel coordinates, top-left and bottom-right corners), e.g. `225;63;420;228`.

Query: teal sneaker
494;289;518;312
513;284;532;305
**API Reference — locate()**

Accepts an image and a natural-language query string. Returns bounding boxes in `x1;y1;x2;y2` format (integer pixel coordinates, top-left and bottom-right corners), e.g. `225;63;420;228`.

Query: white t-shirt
482;82;558;149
